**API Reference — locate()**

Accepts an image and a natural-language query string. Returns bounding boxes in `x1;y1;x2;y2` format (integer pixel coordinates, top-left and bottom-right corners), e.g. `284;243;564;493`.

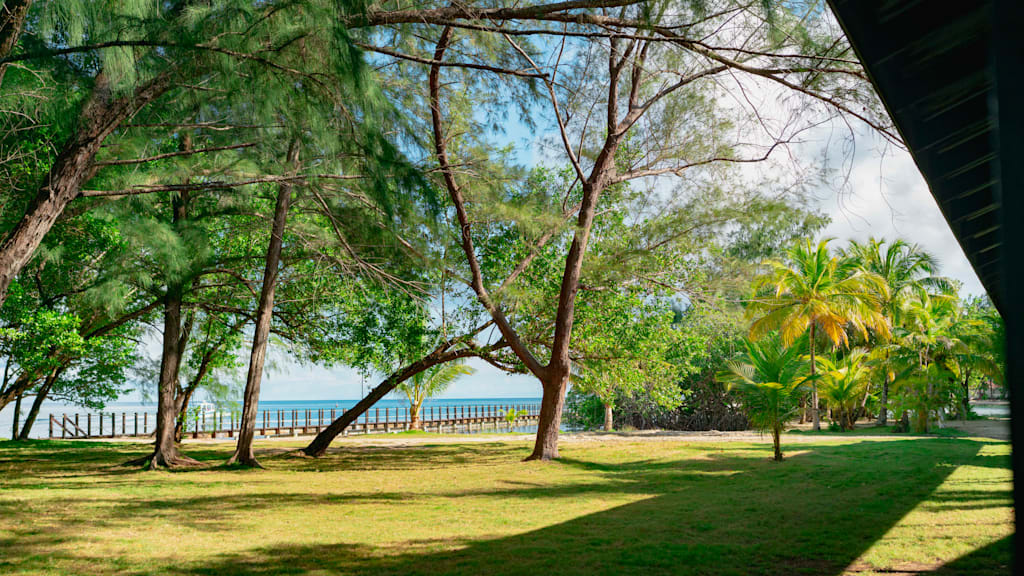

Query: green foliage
503;407;528;427
395;361;476;416
816;349;871;431
749;238;889;347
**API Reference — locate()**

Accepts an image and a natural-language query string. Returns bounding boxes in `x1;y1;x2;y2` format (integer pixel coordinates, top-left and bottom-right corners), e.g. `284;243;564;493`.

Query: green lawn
0;436;1012;575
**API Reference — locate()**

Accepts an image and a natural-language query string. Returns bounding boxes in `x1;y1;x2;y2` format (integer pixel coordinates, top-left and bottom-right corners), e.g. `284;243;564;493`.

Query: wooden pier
48;403;542;440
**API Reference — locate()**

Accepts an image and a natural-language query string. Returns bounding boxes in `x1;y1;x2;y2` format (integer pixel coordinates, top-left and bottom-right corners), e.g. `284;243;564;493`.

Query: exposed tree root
123;448;203;470
224;452;265;469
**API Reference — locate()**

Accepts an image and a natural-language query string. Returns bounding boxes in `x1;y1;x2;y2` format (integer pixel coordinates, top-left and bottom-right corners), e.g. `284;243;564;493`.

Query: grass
0;435;1012;575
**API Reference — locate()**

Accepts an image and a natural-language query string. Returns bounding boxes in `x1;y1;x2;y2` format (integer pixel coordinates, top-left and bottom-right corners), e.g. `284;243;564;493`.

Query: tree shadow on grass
0;438;1011;575
170;440;1007;576
208;440;1001;574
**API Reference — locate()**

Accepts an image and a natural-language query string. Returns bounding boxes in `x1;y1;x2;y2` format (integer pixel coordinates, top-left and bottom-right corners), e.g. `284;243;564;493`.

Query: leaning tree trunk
603;401;613;432
526;372;569;461
174;385;197;443
18;366;61;440
228;148;296;468
0;367;33;411
302;346;474;457
10;392;21;440
0;71;170;308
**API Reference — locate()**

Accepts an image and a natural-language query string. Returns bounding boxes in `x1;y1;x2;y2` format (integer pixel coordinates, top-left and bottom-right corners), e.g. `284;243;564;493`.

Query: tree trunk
526;373;569;461
302;346;474;457
18;367;60;440
10;392;21;440
174;316;246;442
140;273;199;468
174;385;197;443
603;401;613;431
798;394;806;424
0;364;32;412
410;403;422;430
128;191;199;469
772;424;782;461
960;368;972;421
0;0;32;86
0;71;171;308
809;323;820;431
920;377;934;433
228;143;298;468
877;374;889;426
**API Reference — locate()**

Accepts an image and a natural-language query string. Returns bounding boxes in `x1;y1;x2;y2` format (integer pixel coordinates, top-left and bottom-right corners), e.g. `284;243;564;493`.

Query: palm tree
841;238;951;425
749;238;889;430
718;333;807;461
948;299;1003;420
394;362;475;430
816;349;872;431
893;294;968;433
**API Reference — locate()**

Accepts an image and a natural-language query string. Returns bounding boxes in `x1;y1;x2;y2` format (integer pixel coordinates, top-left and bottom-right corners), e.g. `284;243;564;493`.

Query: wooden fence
48;403;543;440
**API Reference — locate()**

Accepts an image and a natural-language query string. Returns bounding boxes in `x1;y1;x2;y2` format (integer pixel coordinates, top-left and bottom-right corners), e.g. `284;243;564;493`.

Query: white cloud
814;139;986;297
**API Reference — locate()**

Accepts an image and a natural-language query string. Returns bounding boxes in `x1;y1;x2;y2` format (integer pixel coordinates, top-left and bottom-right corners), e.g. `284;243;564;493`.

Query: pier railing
48;403;543;440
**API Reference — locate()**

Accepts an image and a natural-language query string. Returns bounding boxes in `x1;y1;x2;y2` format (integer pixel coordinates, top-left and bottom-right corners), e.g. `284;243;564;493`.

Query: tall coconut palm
718;333;807;461
394;362;475;430
817;349;872;431
841;238;952;424
749;238;889;430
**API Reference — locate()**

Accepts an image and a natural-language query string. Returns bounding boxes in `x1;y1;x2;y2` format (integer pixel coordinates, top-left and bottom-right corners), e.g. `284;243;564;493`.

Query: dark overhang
829;2;1023;571
827;0;1003;310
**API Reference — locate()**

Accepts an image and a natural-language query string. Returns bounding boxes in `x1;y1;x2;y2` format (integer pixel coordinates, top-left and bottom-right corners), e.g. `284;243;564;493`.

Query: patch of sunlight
682;470;742;477
842;451;1013;574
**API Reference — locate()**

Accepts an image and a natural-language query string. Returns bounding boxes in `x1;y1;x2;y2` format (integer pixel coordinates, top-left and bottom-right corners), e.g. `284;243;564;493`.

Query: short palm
817;350;872;430
718;333;807;461
395;362;475;428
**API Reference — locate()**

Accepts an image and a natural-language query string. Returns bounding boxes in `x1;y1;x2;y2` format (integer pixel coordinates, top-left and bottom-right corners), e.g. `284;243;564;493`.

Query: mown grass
0;436;1012;575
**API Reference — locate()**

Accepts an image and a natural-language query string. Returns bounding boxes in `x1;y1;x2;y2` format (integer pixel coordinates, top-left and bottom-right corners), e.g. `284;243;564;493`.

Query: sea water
0;397;542;439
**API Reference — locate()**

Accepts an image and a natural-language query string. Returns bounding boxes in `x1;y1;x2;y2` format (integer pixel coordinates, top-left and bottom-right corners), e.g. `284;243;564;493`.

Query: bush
569;374;748;432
